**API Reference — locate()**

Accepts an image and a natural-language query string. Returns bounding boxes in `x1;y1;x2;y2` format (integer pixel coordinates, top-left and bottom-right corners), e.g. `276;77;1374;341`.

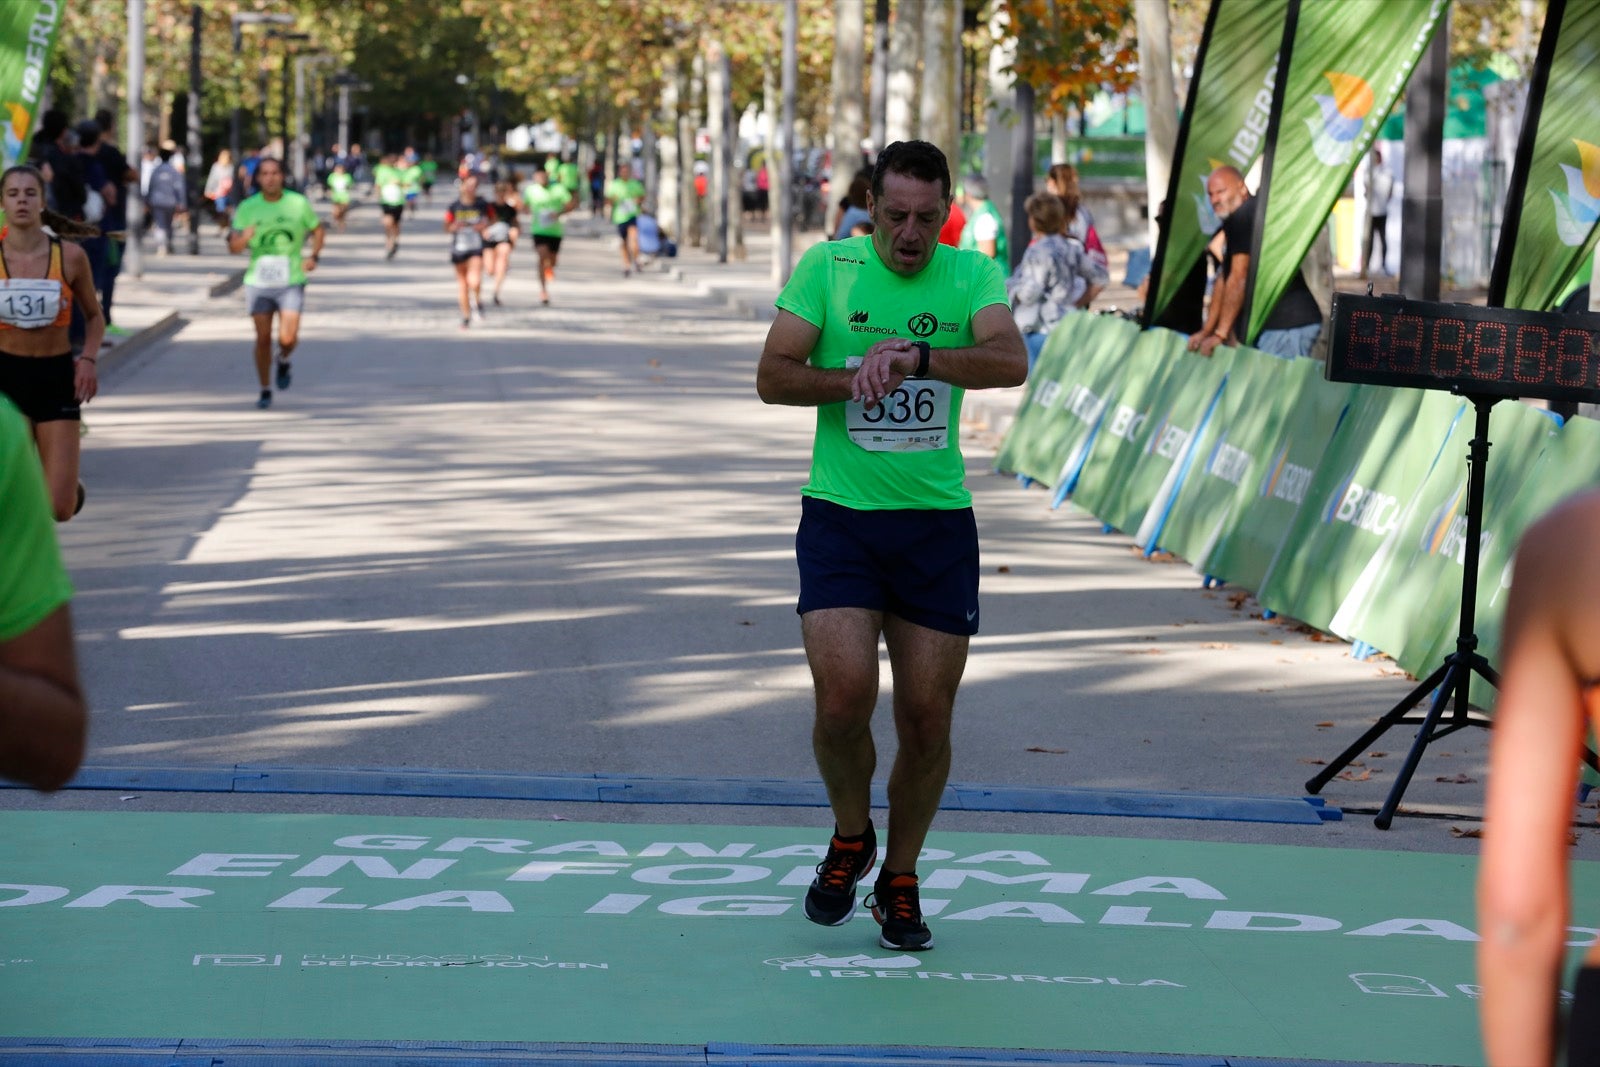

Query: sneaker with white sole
866;871;933;951
803;824;876;927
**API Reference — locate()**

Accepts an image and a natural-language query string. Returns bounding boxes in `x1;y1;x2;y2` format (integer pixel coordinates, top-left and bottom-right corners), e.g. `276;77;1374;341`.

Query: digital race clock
1325;293;1600;404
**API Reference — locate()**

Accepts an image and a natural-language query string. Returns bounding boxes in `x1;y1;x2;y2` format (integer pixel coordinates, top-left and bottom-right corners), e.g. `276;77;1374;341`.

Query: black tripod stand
1306;395;1513;828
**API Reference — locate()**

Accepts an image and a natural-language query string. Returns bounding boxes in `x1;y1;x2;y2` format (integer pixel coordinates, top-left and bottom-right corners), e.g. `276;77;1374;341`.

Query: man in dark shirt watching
1186;165;1324;359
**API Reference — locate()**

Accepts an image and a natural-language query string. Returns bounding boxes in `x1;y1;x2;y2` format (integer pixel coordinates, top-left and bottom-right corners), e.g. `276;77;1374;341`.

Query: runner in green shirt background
419;155;439;203
603;162;647;277
402;149;423;218
522;168;574;305
326;163;353;233
372;153;407;260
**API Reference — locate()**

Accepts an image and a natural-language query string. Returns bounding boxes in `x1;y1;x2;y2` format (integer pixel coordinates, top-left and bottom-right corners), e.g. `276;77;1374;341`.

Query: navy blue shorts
1571;966;1600;1065
795;495;979;636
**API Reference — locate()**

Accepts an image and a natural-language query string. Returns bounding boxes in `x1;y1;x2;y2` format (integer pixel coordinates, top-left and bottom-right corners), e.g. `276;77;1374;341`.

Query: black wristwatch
911;340;931;379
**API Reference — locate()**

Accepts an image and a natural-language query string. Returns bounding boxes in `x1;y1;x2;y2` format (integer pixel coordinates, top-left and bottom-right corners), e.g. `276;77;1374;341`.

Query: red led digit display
1325;294;1600;404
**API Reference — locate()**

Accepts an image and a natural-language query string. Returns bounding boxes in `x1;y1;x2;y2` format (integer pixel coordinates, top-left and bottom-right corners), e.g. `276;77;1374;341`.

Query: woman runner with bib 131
0;164;104;520
445;172;491;329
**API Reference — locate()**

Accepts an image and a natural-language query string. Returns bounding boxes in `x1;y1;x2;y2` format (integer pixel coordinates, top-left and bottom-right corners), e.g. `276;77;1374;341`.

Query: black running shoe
803;824;876;926
73;480;85;517
275;360;292;390
867;872;933;951
256;390;272;410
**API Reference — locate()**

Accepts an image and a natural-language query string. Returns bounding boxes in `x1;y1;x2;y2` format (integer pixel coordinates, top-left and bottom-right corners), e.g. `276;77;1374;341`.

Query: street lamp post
230;12;295;164
294;54;335;189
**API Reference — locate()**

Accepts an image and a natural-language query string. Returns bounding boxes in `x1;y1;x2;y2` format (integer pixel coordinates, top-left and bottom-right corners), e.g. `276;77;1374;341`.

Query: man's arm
0;606;87;791
755;310;849;406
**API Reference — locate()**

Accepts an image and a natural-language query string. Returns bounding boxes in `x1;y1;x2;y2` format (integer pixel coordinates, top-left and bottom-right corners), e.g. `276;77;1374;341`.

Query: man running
372;152;406;259
522;167;572;305
755;140;1026;952
604;162;647;277
326;161;353;233
402;148;423;218
228;157;324;410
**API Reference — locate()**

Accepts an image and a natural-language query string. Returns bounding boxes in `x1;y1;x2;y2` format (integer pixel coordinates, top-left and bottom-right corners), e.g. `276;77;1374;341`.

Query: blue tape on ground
7;766;1339;826
0;1041;1414;1067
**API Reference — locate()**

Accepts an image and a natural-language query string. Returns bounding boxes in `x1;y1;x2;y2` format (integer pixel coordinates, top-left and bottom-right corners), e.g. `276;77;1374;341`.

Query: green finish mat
2;811;1592;1065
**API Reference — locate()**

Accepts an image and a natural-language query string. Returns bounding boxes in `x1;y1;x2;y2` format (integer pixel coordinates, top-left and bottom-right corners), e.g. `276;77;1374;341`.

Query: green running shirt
774;236;1009;511
373;164;405;206
231;190;321;288
327;172;352;205
0;396;71;641
604;178;645;225
522;182;570;237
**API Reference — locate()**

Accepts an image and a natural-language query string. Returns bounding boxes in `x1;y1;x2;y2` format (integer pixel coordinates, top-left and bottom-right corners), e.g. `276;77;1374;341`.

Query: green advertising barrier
1330;401;1559;678
1200;366;1354;592
1068;329;1194;530
1446;414;1600;709
993;315;1142;490
1258;387;1462;635
992;312;1095;485
1120;342;1228;547
1153;347;1300;566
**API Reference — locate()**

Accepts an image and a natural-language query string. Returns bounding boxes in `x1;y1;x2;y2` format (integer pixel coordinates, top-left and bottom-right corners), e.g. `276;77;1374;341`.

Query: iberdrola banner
1490;0;1600;310
1144;0;1288;327
1245;0;1448;343
0;1;65;171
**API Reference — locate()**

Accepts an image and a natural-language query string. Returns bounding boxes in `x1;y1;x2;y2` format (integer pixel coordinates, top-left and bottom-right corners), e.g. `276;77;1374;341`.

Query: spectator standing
1007;192;1108;372
957;175;1007;263
831;171;872;241
1045;163;1108;270
87;112;133;337
1361;148;1394;279
204;149;234;234
144;145;185;256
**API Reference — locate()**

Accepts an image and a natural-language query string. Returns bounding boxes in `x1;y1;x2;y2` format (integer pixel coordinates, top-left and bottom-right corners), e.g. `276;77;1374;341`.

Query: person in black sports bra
1479;489;1600;1065
482;179;520;308
443;172;491;330
0;164;104;520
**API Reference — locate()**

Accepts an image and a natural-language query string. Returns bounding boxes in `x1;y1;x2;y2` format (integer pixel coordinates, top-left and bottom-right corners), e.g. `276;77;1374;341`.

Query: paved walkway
5;201;1594;1067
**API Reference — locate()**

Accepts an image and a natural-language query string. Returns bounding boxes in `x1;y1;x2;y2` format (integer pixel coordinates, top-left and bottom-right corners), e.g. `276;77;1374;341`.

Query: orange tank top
0;236;73;330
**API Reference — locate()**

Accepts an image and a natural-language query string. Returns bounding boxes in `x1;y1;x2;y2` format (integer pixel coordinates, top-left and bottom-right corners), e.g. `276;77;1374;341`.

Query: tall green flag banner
1145;0;1289;326
0;1;66;171
1258;388;1461;635
1245;0;1448;343
1199;366;1351;593
1488;0;1600;310
1068;329;1190;529
1157;347;1301;566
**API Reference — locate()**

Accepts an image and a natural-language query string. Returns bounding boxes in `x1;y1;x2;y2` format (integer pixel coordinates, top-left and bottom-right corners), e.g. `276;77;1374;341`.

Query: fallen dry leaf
1148;551;1177;563
1227;592;1250;609
1307;631;1331;643
647;358;662;367
1026;746;1067;755
1369;751;1388;758
1435;773;1477;784
1200;642;1235;650
996;565;1011;574
1449;827;1483;839
1119;648;1166;656
1270;639;1284;646
1337;769;1373;781
1315;721;1336;728
738;620;753;626
1298;758;1327;765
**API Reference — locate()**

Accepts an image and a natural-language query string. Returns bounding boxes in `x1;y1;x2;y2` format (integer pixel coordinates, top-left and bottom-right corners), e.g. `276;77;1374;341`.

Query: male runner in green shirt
603;163;647;276
522;168;573;305
756;140;1026;952
228;157;325;409
372;153;407;259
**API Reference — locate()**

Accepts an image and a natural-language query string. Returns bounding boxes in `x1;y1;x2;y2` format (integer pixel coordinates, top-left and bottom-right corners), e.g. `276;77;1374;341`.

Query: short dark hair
870;140;950;202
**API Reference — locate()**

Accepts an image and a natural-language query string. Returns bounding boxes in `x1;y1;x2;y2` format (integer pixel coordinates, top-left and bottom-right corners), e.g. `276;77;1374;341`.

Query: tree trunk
688;48;705;247
868;0;890;156
706;37;730;262
831;0;866;188
885;0;920;144
1135;0;1178;250
919;0;961;174
659;55;683;242
1051;113;1068;165
985;9;1017;246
